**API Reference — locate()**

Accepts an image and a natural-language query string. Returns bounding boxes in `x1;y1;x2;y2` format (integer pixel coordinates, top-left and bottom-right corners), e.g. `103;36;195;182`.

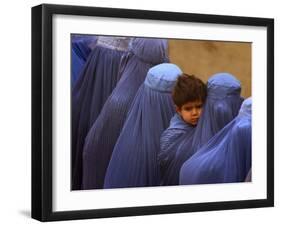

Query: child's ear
175;105;181;114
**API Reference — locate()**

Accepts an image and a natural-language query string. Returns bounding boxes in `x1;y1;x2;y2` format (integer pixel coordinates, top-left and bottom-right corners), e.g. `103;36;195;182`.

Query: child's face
176;100;203;126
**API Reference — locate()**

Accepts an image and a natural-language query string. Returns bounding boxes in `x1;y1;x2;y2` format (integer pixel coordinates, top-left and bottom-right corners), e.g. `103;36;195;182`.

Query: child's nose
191;108;198;115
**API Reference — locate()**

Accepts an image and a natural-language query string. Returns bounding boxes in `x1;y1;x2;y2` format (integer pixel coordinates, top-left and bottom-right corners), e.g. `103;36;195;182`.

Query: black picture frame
32;3;274;222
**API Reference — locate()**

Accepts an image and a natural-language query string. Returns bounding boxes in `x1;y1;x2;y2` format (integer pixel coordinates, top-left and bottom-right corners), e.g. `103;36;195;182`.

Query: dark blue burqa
82;38;169;189
72;37;130;190
158;114;195;185
71;35;97;86
179;97;252;185
104;63;182;188
162;72;244;185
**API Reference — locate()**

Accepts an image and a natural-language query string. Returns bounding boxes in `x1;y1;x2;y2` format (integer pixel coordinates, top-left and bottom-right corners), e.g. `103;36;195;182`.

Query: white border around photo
53;14;267;212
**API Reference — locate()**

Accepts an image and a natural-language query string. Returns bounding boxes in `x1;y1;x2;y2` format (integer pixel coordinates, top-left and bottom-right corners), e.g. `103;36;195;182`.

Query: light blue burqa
103;63;182;188
180;97;252;185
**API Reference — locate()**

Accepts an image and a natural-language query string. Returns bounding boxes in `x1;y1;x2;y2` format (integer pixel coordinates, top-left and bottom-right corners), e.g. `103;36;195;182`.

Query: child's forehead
182;100;203;107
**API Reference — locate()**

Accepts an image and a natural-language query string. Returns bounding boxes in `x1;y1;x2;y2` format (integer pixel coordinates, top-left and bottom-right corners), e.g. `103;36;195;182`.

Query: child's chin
189;121;198;126
186;122;196;126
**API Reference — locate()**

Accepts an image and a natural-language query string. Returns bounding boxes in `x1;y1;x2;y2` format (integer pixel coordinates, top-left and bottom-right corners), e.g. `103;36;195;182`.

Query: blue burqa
72;37;130;190
71;35;97;86
158;114;195;185
104;63;182;188
179;97;252;185
162;72;244;185
82;38;169;189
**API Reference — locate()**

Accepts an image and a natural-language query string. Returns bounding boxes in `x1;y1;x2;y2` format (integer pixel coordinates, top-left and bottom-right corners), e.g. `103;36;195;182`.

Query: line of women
72;36;252;190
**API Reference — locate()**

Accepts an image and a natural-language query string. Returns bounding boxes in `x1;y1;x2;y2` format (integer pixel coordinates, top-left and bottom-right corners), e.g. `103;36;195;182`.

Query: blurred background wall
168;39;252;98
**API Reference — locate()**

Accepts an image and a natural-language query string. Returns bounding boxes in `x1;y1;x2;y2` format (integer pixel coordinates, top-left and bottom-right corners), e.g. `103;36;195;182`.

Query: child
159;74;207;185
166;72;243;185
172;74;207;126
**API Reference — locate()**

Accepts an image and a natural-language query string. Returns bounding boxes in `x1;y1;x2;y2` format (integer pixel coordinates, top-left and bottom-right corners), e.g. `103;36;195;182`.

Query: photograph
71;35;252;191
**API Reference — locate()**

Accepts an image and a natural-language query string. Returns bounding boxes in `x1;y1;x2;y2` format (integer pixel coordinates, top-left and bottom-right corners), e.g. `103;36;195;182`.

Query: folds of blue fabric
82;57;153;189
190;94;244;152
158;114;195;185
179;112;251;185
160;130;196;186
71;37;95;87
104;85;175;188
72;46;125;190
160;73;243;186
82;39;169;190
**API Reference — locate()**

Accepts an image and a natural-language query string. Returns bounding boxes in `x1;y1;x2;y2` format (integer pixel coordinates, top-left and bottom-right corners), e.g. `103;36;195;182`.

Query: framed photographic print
31;3;274;222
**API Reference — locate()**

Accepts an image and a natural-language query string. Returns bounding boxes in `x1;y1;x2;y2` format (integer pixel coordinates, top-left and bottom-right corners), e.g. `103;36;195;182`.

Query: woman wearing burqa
104;63;182;188
72;36;130;190
161;72;244;185
82;38;169;189
179;97;252;185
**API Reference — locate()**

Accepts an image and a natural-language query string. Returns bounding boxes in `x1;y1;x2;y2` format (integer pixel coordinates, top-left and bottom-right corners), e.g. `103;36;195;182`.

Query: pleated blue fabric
72;49;86;87
82;38;169;189
104;63;182;188
158;114;195;185
72;37;130;190
179;97;252;185
71;35;97;86
161;73;244;185
191;73;244;150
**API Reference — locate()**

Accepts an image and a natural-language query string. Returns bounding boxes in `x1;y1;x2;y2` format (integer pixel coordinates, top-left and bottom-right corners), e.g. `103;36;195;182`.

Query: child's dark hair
172;73;207;107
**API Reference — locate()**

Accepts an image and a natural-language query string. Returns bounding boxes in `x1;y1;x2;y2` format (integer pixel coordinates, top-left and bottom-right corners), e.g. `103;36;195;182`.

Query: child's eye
184;107;192;111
